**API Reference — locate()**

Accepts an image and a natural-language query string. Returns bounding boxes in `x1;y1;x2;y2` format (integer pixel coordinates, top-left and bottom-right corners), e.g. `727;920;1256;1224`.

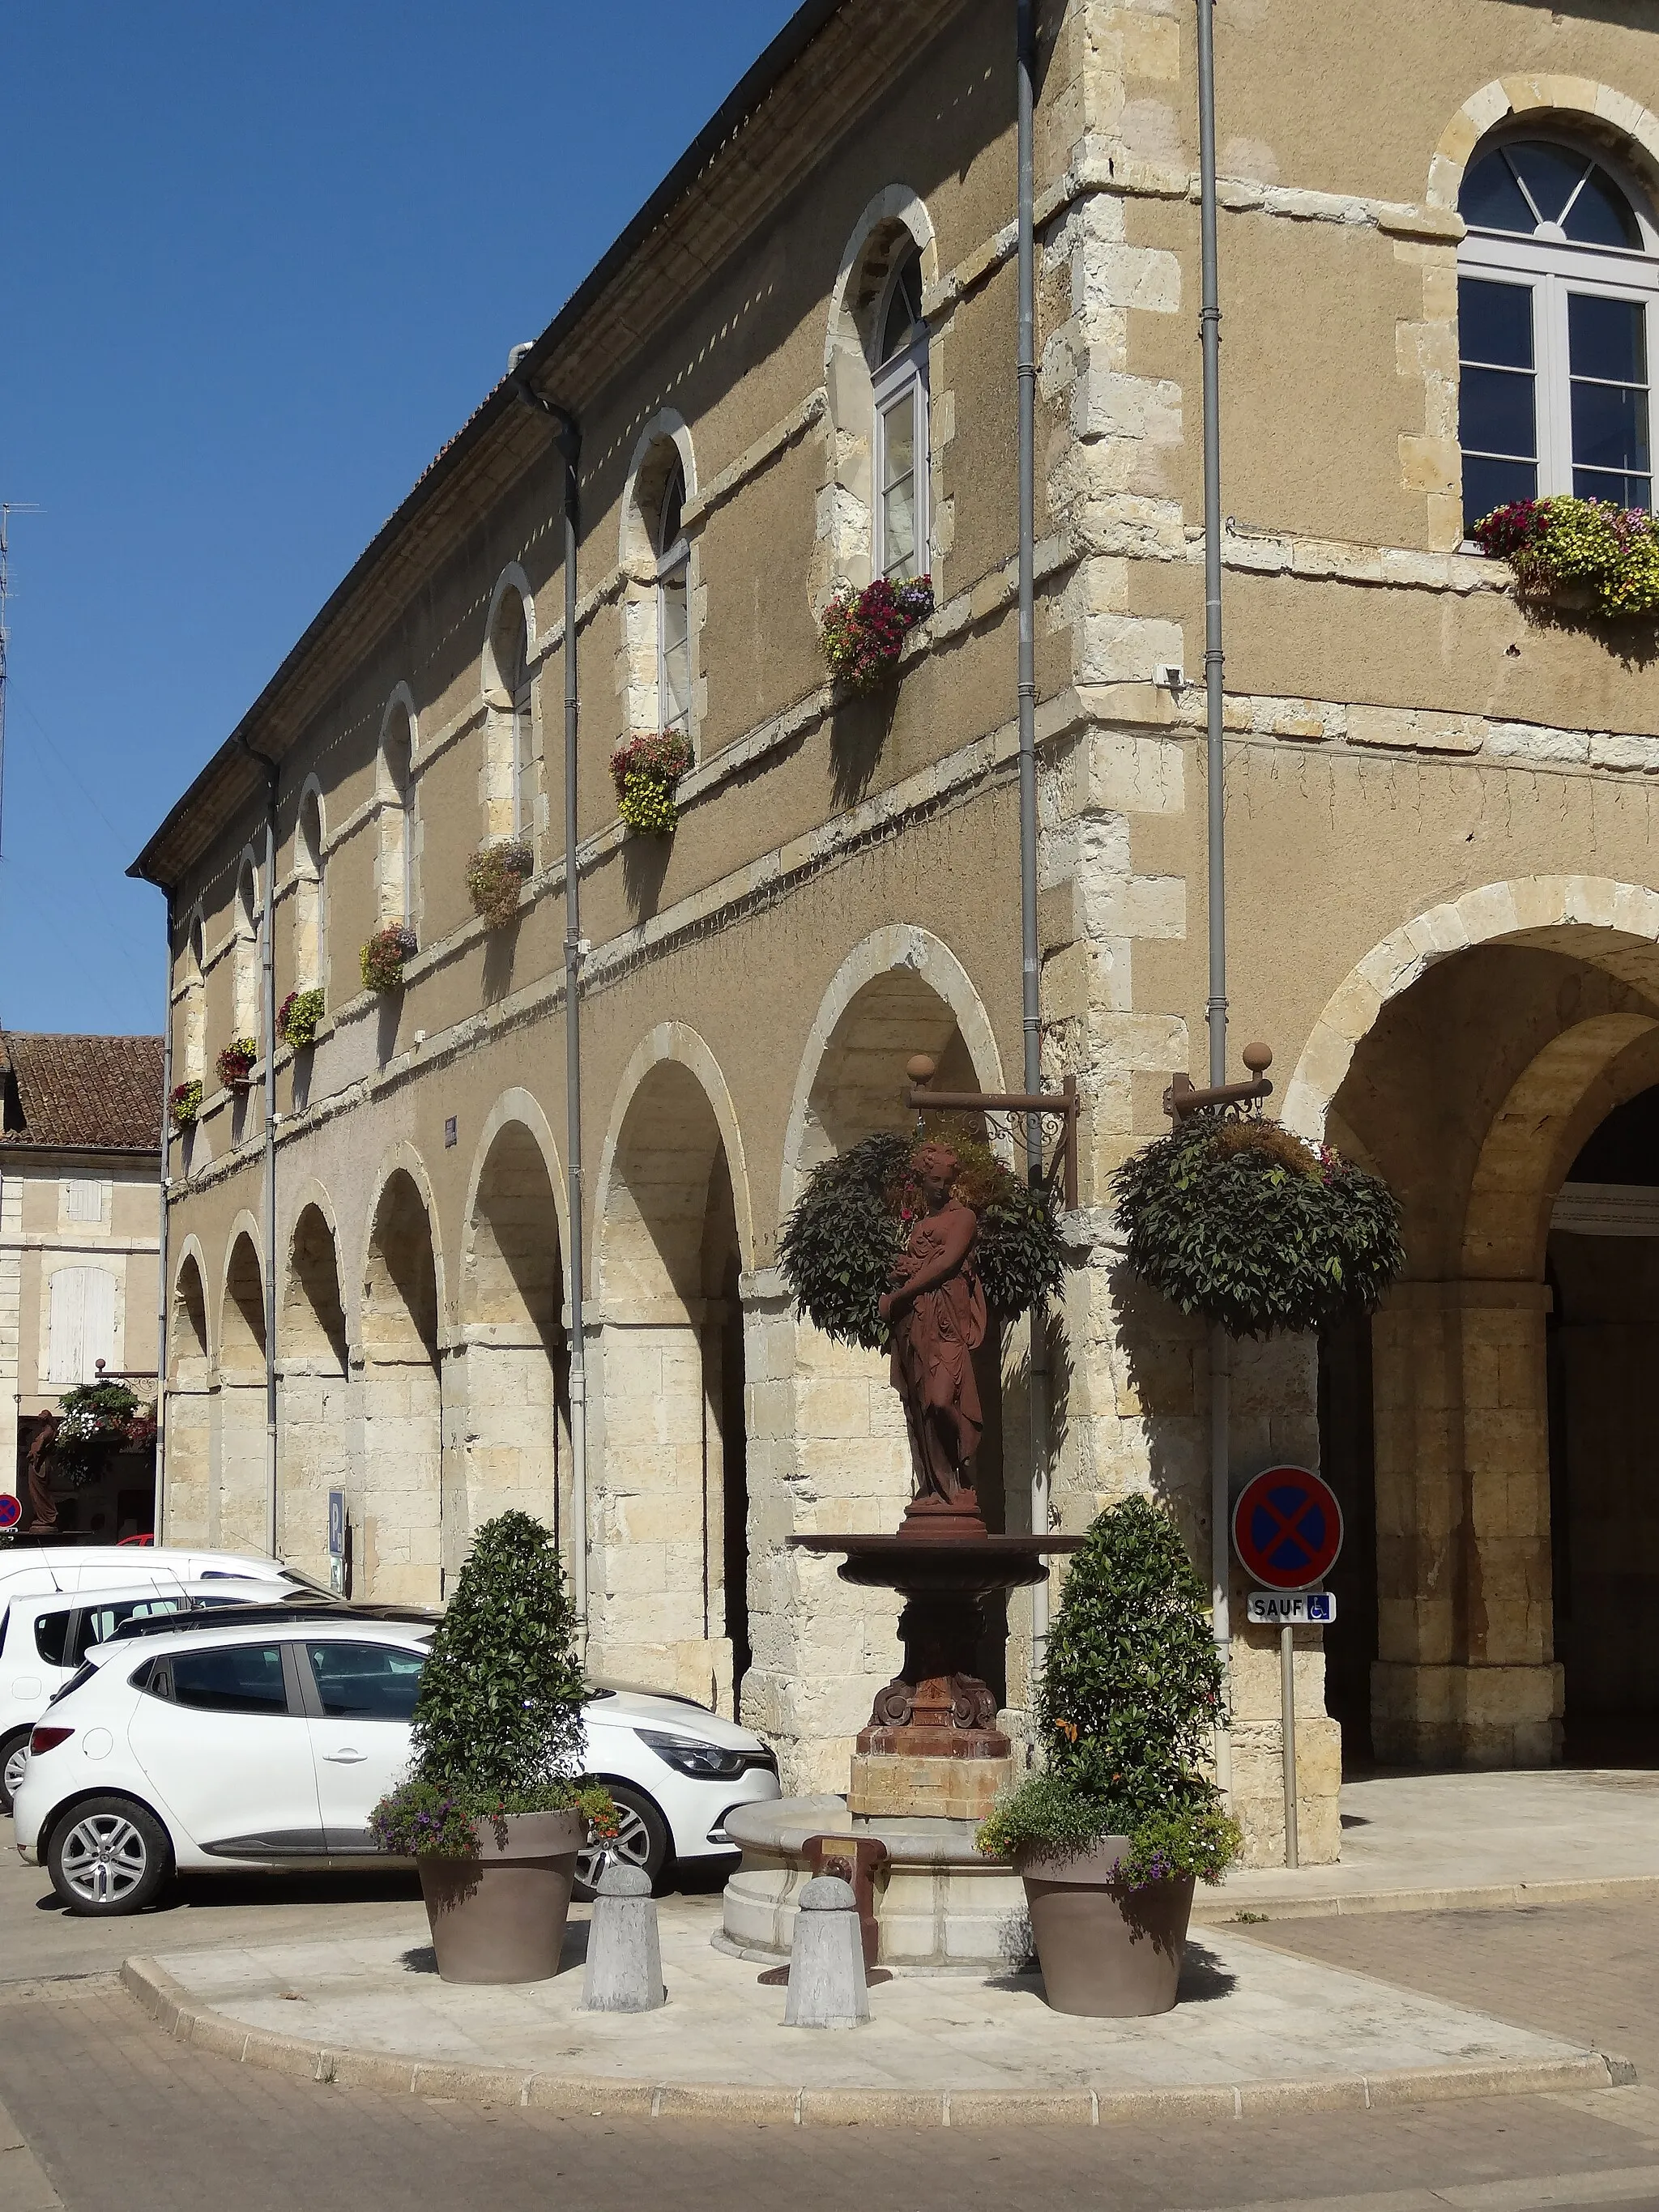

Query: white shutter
46;1267;117;1386
62;1179;103;1224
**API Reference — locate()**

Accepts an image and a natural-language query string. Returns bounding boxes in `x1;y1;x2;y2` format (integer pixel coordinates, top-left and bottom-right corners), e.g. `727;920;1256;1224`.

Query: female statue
878;1141;988;1525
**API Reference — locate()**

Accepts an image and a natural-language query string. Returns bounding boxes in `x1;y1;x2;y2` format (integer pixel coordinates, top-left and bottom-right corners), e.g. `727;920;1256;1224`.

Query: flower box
168;1079;203;1131
1473;496;1659;620
610;733;693;837
360;925;416;996
820;574;933;693
466;839;535;927
278;987;325;1051
215;1040;258;1092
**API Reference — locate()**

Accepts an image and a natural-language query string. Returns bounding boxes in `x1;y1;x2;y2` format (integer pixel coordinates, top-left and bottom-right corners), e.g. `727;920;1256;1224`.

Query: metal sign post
1233;1464;1344;1872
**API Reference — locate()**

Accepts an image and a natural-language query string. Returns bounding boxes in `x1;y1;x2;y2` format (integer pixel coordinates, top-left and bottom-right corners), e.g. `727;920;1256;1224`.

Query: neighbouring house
130;0;1659;1863
0;1033;164;1538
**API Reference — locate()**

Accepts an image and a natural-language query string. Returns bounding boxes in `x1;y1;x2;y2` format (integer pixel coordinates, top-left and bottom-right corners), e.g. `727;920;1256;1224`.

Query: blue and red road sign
0;1494;20;1529
1232;1464;1342;1592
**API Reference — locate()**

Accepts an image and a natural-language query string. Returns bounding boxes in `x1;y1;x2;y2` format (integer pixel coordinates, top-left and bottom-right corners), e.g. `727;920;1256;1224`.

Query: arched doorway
217;1230;267;1554
360;1166;443;1602
163;1252;211;1543
594;1042;750;1717
279;1200;352;1583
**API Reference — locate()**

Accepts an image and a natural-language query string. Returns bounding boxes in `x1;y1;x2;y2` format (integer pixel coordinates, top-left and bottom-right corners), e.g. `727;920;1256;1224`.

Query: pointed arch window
1458;139;1658;531
656;460;691;739
871;249;928;581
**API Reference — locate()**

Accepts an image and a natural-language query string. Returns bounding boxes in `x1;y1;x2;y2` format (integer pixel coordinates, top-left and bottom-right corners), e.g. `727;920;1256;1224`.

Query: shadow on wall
481;918;519;1007
622;830;672;919
829;687;898;812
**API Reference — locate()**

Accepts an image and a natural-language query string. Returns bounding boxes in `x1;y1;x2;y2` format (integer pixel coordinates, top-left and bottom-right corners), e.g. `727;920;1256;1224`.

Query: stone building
0;1033;164;1535
133;0;1659;1863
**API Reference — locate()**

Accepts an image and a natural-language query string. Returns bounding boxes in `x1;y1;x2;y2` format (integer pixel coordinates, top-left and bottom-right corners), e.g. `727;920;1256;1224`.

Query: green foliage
1111;1112;1403;1339
611;733;693;837
370;1775;616;1859
278;988;325;1051
168;1080;203;1130
1474;495;1659;618
54;1383;153;1490
978;1497;1242;1886
819;575;933;691
778;1123;1065;1350
466;840;534;928
215;1039;258;1089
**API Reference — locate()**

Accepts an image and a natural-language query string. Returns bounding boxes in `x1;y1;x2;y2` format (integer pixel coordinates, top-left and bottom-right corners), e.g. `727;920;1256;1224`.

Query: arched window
294;785;325;996
378;700;416;927
483;585;533;842
181;911;206;1083
656;459;691;739
232;859;261;1045
1457;137;1657;532
871;248;928;581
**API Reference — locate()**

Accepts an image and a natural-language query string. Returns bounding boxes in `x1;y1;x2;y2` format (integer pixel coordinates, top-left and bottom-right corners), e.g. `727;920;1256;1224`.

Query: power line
0;503;44;859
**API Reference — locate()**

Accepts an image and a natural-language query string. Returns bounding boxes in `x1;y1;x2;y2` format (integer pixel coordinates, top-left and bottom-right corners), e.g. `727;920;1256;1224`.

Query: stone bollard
582;1861;666;2013
783;1874;870;2029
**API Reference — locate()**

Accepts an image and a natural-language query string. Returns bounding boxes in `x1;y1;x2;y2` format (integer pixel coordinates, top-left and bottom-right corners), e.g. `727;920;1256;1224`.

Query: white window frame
655;463;692;744
1458;141;1659;530
871;258;929;583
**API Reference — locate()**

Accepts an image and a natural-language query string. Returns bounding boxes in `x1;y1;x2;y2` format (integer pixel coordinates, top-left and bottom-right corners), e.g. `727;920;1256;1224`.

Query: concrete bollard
783;1874;870;2029
582;1861;666;2013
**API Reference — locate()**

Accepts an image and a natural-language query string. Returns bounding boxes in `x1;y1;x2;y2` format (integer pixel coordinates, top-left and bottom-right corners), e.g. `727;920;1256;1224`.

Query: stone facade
135;1;1659;1863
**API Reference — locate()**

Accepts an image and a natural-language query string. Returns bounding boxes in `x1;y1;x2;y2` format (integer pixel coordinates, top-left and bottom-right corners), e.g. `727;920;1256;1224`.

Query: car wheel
0;1729;30;1817
47;1797;173;1916
574;1782;671;1900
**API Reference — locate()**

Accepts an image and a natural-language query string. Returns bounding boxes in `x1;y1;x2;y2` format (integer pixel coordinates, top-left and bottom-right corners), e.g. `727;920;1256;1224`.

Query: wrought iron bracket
904;1058;1080;1210
1162;1042;1274;1121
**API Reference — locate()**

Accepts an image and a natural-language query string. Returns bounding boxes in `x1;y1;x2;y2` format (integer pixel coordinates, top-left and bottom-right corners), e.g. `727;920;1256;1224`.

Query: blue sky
0;1;798;1034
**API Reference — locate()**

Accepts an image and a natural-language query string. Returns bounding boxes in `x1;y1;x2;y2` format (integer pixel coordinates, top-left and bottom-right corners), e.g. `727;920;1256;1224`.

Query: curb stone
1193;1873;1659;1924
117;1957;1639;2128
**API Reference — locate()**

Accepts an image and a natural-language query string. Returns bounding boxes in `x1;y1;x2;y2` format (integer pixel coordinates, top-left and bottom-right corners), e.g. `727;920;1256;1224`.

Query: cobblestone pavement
6;1849;1659;2210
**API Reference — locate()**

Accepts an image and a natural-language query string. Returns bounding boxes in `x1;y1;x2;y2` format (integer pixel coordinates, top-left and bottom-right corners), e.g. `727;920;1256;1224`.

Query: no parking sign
1232;1464;1342;1592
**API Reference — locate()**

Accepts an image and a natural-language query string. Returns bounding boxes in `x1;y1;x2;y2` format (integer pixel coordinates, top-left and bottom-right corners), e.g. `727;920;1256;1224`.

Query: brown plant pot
1016;1837;1195;2017
416;1810;582;1985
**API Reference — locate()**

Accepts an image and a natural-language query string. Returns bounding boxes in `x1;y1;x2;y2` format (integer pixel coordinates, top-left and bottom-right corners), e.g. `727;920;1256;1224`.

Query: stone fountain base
719;1796;1033;1973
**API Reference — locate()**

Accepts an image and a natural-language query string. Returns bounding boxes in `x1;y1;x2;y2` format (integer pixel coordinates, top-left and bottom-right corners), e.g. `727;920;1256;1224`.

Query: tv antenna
0;503;42;860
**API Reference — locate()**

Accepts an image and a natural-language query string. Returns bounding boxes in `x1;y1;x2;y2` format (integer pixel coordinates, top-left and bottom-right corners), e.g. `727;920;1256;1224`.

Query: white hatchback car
11;1609;780;1914
0;1577;322;1813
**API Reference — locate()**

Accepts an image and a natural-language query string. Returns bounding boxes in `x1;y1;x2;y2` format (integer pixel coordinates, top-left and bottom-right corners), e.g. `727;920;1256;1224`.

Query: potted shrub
1111;1110;1402;1339
610;732;693;837
360;923;416;996
278;987;325;1051
820;573;933;693
370;1511;614;1984
53;1382;154;1490
978;1496;1242;2017
168;1079;203;1131
1473;496;1659;620
215;1039;258;1093
466;838;534;927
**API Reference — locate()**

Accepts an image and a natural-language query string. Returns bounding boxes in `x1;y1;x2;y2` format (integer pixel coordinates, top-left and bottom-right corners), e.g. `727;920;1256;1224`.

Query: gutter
235;737;282;1563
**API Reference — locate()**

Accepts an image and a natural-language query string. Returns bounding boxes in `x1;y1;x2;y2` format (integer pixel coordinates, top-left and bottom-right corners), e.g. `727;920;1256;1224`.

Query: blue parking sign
328;1490;346;1560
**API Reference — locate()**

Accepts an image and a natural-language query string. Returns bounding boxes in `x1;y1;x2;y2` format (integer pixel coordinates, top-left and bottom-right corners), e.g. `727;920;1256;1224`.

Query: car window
168;1643;289;1716
305;1642;424;1721
34;1608;75;1668
72;1596;186;1664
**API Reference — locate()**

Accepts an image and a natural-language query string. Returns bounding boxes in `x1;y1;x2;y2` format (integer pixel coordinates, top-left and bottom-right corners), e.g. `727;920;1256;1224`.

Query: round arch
357;1143;448;1340
1430;79;1659;212
619;412;697;570
378;683;419;770
463;1088;569;1267
595;1024;755;1280
482;563;536;689
169;1236;211;1371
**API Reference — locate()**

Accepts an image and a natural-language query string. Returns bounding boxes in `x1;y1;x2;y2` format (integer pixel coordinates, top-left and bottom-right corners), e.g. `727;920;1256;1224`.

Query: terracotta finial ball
906;1054;938;1084
1242;1040;1273;1074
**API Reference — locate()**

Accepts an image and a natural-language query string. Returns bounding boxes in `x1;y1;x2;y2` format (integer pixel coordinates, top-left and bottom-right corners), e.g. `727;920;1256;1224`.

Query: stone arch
1429;79;1659;213
292;776;326;998
216;1224;267;1554
277;1187;352;1580
591;1029;753;1714
618;415;698;748
816;186;940;607
284;1191;349;1373
460;1096;569;1547
482;566;536;845
356;1152;445;1600
161;1242;211;1545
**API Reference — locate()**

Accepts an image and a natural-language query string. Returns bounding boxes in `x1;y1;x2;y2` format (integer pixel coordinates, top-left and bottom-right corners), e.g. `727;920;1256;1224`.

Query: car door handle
322;1749;367;1763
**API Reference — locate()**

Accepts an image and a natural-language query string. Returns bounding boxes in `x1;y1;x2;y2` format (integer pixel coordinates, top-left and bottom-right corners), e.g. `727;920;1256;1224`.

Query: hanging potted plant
278;987;325;1051
168;1079;203;1131
819;574;934;693
1111;1110;1403;1339
778;1119;1063;1349
370;1511;616;1985
978;1496;1242;2017
215;1039;258;1093
52;1383;155;1490
1473;497;1659;620
610;732;693;837
360;923;416;996
466;838;535;927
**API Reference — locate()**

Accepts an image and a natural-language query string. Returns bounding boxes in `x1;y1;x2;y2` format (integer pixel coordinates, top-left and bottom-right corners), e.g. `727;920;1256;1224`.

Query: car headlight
636;1728;756;1780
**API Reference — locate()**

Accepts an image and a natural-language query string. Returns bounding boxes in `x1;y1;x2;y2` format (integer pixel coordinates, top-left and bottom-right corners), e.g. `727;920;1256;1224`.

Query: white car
0;1545;321;1603
0;1576;322;1813
11;1610;780;1914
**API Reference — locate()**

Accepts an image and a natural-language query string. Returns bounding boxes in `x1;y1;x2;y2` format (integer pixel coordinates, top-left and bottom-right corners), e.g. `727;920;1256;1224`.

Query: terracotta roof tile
0;1033;164;1153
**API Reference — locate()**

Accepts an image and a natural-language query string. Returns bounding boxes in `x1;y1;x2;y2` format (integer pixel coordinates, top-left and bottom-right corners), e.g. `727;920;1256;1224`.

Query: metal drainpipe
1016;0;1051;1677
1196;0;1233;1796
514;376;589;1647
153;891;174;1540
237;739;281;1562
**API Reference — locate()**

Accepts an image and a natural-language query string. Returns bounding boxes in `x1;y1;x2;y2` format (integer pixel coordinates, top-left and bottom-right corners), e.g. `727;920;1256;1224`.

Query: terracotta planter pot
417;1810;582;1985
1016;1837;1195;2017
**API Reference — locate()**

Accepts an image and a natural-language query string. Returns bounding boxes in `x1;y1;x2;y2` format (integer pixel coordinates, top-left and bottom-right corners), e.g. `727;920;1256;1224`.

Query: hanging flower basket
1111;1112;1404;1340
610;733;693;837
215;1039;258;1092
778;1119;1064;1351
278;987;325;1051
466;839;535;927
168;1079;203;1131
53;1383;155;1490
1473;497;1659;620
820;574;933;693
361;924;416;996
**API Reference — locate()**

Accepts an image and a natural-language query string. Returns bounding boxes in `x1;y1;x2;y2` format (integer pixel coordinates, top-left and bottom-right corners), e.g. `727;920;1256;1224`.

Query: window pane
1574;466;1652;509
1572;376;1650;475
1569;292;1647;387
1508;143;1589;227
659;570;691;733
879;257;923;365
35;1609;73;1668
882;390;915;490
1464;454;1537;532
1459;151;1536;235
170;1644;288;1715
1461;367;1537;461
306;1642;424;1721
1564;165;1640;249
1460;278;1533;369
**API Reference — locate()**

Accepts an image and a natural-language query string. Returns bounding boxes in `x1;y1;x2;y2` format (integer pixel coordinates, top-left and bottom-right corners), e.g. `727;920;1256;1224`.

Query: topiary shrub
466;839;535;927
371;1511;614;1857
1111;1111;1403;1340
978;1495;1241;1886
778;1119;1064;1350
